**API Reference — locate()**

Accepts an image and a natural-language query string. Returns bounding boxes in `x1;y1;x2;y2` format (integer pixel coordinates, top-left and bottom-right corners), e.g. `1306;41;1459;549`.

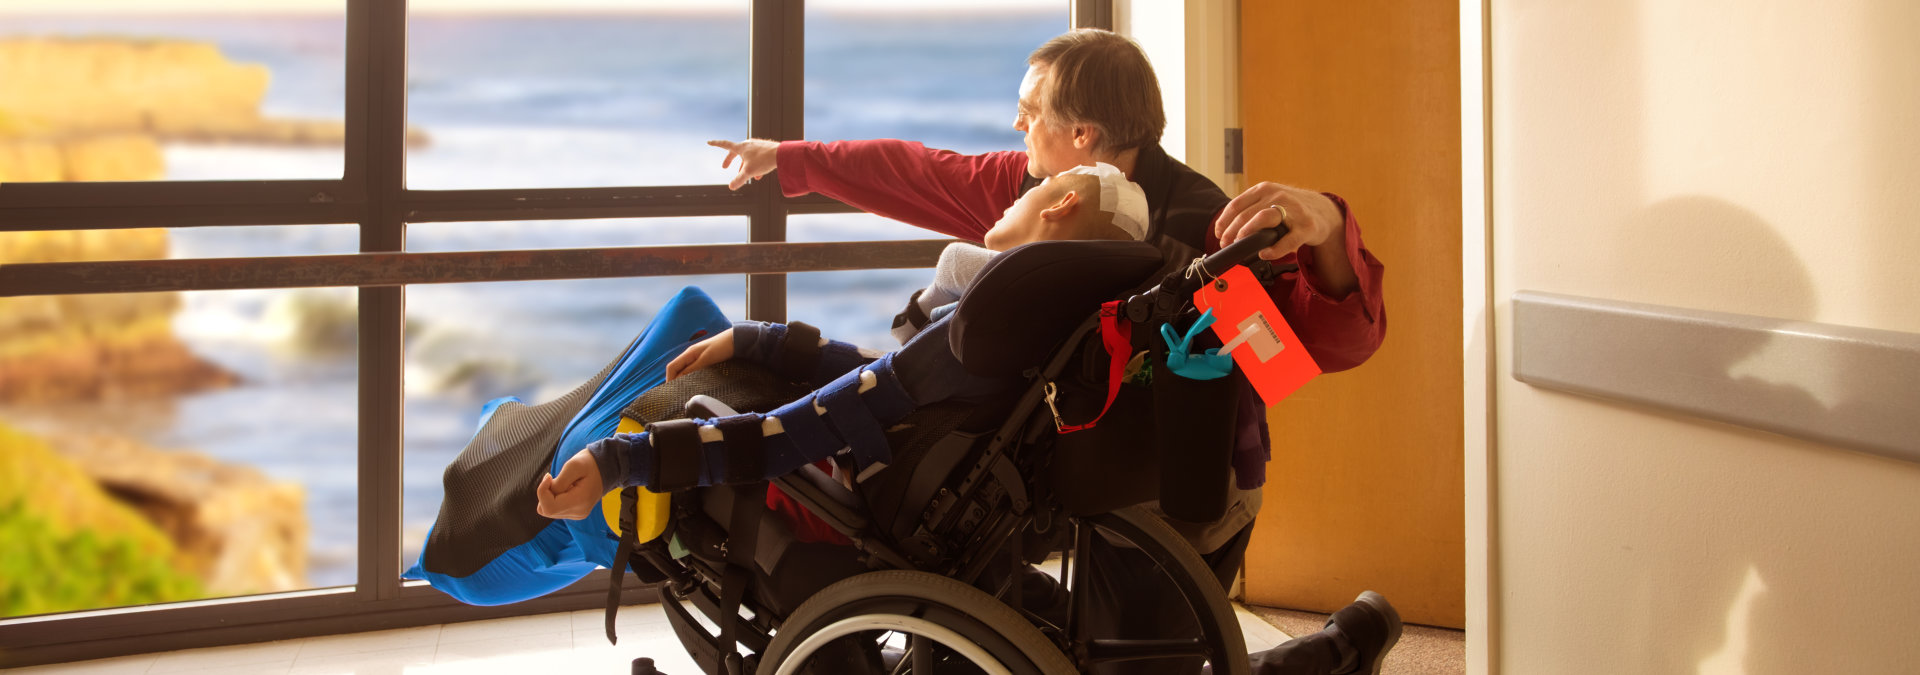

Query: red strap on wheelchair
1058;300;1131;434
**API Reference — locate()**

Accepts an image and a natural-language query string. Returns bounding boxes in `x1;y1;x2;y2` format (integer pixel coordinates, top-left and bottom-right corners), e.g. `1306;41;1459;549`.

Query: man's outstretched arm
710;137;1027;241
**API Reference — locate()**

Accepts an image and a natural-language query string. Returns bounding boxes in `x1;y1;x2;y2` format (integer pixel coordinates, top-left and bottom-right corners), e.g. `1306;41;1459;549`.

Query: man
709;28;1392;675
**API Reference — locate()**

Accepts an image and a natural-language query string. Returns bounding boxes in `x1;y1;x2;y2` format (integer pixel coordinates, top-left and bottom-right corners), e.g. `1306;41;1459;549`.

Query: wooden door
1239;0;1466;628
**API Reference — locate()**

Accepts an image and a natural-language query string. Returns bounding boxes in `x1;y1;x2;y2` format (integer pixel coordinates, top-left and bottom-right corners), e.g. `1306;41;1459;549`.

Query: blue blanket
404;286;731;606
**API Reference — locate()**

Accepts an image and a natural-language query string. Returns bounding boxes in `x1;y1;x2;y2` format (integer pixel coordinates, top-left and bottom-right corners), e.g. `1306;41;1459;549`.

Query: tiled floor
9;602;1292;674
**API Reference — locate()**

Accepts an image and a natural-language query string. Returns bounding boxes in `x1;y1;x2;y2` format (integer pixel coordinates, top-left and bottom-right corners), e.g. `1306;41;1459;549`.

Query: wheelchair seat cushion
951;239;1165;378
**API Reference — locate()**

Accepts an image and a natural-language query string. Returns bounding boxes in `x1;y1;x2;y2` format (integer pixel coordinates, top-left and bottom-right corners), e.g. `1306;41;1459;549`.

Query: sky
0;0;1063;14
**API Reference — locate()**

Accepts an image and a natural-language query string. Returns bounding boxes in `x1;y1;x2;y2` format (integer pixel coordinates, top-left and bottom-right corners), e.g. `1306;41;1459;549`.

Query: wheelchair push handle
1125;222;1288;325
1203;223;1286;278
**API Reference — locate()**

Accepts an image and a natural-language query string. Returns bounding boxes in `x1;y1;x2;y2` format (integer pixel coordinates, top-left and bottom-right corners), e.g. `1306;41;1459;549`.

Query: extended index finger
706;140;739;168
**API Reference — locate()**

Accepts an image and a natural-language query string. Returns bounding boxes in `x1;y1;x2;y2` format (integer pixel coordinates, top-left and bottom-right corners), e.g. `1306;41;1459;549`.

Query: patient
534;162;1148;517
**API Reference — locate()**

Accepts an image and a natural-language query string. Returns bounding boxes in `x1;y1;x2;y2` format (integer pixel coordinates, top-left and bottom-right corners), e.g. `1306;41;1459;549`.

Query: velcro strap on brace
860;358;917;423
771;396;841;465
892;289;931;334
775;321;823;383
647;419;703;492
714;414;767;484
818;370;891;471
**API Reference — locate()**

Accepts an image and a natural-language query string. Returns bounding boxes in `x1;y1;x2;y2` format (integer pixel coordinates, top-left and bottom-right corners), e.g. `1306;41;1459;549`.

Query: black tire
759;570;1077;675
1071;505;1251;675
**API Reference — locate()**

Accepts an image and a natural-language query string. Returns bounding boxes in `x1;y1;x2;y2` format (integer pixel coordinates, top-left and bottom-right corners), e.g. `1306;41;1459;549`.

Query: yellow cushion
600;416;670;543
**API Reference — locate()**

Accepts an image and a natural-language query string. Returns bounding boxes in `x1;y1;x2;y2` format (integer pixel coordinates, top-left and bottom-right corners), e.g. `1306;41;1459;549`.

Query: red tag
1192;266;1320;406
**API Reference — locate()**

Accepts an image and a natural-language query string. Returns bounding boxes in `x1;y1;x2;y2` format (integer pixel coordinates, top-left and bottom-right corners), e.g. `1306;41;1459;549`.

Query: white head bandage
1061;162;1149;241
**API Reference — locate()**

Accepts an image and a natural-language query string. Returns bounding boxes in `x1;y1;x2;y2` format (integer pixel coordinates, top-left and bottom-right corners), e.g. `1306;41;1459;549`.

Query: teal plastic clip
1160;309;1235;380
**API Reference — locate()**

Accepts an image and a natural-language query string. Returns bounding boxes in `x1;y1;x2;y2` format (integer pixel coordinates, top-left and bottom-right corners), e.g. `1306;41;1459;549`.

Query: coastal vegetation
0;423;202;616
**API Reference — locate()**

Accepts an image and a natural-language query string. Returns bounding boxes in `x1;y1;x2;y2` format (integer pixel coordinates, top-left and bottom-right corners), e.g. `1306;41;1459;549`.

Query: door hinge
1224;127;1244;174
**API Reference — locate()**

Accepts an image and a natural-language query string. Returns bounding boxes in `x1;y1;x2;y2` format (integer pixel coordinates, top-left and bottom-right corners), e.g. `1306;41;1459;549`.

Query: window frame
0;0;1105;665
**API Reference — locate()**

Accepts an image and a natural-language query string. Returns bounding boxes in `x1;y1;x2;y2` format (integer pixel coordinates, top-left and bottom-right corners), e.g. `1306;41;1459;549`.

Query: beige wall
1487;0;1920;672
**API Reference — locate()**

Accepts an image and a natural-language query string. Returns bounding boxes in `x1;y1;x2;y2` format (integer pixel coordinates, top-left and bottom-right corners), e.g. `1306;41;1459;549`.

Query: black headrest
951;239;1166;377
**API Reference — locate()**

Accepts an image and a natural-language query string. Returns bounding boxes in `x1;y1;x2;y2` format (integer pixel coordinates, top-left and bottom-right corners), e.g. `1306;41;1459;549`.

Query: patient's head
984;162;1149;251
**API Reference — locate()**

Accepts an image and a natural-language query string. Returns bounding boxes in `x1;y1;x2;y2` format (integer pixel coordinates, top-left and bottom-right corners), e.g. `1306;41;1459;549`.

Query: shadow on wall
1589;195;1920;674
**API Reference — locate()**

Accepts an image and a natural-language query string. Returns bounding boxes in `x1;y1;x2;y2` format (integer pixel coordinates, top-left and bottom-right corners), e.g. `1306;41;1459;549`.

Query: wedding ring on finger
1267;203;1288;223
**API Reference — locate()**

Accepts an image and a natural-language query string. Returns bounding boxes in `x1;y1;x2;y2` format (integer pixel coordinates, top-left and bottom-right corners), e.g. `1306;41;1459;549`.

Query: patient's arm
728;321;875;389
535;450;604;520
665;321;876;388
548;356;918;507
665;329;735;382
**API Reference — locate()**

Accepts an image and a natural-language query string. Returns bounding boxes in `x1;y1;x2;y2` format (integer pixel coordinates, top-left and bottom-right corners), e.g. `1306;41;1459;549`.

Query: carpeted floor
1243;605;1465;675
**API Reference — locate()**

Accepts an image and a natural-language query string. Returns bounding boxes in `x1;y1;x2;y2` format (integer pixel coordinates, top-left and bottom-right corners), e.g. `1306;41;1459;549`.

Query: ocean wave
174;288;358;356
402;324;550;401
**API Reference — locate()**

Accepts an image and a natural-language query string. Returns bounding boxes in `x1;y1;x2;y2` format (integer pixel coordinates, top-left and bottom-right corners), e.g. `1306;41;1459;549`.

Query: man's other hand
1213;181;1343;258
708;139;779;190
536;449;603;520
1214;181;1359;297
666;329;735;382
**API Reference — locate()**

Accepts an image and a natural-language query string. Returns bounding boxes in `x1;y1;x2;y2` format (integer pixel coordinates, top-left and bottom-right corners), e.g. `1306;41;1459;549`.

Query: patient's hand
536;449;603;520
708;139;778;191
666;329;735;382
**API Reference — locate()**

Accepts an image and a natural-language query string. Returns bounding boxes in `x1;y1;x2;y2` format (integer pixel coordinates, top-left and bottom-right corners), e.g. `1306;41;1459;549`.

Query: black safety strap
714;415;767;484
604;486;640;644
773;321;823;383
715;483;766;675
890;288;932;337
649;419;704;492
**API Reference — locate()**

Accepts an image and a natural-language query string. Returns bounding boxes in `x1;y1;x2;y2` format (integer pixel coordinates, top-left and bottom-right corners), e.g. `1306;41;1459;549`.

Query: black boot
1325;591;1401;675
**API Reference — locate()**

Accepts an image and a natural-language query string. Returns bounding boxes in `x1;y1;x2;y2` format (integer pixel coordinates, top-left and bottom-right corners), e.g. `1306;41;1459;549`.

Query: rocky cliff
55;432;310;597
0;37;315;607
0;422;202;616
0;37;281;401
0;230;239;403
0;37;349;148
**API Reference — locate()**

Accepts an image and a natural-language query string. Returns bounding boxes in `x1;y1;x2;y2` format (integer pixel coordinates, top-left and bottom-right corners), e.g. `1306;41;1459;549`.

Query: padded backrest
950;239;1166;377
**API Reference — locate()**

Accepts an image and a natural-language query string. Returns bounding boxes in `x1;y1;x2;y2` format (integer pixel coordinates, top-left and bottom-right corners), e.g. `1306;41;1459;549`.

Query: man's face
984;176;1063;251
1014;65;1083;178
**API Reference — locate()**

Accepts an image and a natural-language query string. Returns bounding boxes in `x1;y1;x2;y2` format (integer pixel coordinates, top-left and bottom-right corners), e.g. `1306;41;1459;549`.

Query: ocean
3;10;1065;589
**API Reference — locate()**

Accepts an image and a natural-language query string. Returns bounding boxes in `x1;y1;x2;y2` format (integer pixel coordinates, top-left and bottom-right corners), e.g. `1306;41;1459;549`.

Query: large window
0;0;1080;666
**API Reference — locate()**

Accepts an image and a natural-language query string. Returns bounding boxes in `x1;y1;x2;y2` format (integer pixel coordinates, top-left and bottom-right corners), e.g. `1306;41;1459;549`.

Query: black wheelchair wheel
1066;505;1251;675
758;570;1076;675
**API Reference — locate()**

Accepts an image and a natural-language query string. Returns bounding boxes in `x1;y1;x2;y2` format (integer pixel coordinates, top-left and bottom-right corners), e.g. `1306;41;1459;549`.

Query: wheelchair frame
622;230;1285;675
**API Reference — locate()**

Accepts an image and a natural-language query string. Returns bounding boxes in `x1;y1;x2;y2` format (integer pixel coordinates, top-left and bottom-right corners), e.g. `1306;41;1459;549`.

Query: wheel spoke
911;634;934;673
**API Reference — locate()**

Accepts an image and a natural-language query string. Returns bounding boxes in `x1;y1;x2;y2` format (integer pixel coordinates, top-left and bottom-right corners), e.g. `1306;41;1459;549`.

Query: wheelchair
603;230;1286;675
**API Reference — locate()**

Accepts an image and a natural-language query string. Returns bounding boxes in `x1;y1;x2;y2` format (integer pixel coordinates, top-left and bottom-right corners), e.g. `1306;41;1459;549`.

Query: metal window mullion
747;0;804;323
355;0;408;603
0;180;363;214
1072;0;1114;30
0;241;953;296
0;575;659;668
398;184;751;223
0;202;363;231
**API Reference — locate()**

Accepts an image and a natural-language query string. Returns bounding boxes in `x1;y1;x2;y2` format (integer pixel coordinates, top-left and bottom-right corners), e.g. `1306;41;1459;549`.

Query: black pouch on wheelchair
1046;311;1240;522
1150;359;1238;523
1046;327;1159;517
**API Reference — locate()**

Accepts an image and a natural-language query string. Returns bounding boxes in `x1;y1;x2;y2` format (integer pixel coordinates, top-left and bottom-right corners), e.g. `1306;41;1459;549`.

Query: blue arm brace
586;355;918;493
